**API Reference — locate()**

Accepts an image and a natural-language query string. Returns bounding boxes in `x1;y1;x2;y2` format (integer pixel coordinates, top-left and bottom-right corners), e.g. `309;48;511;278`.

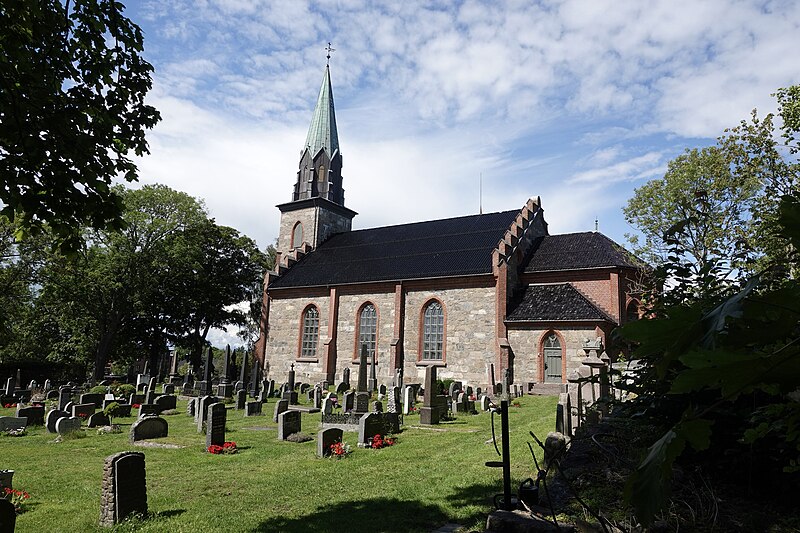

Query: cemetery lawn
1;395;556;532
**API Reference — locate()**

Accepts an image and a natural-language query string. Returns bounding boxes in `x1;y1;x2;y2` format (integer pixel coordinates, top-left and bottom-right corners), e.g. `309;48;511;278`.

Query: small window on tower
318;166;325;181
292;222;303;249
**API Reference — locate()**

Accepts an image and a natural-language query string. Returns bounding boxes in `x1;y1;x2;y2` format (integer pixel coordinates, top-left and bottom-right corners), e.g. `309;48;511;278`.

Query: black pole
500;399;513;511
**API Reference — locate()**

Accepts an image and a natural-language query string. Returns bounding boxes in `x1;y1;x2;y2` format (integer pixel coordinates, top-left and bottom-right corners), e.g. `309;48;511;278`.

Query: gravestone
163;383;175;395
72;403;95;420
187;398;196;416
378;384;387;397
420;365;440;425
277;410;301;440
46;390;58;401
206;403;226;448
282;364;298;404
336;382;348;394
63;401;74;413
317;427;343;457
371;400;383;413
357;412;384;446
0;416;27;432
99;451;147;526
0;497;15;531
43;379;51;391
154;394;177;412
196;396;219;432
46;409;70;433
367;352;378;393
480;395;491;411
322;397;334;415
273;399;289;423
342;391;354;413
56;416;82;435
233;380;243;392
16;405;44;425
300;383;310;394
244;401;262;417
448;381;462;399
136;383;147;393
342;367;350;388
80;393;104;408
138;404;160;418
182;383;194;396
110;403;131;418
144;388;156;405
387;386;400;414
4;377;13;396
136;374;149;388
556;393;572;437
266;379;275;398
87;412;110;428
130;416;168;442
313;387;322;409
236;389;247;410
403;386;415;415
58;389;71;411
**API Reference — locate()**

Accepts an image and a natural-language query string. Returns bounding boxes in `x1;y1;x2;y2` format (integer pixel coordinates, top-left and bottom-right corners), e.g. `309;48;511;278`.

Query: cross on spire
325;42;335;66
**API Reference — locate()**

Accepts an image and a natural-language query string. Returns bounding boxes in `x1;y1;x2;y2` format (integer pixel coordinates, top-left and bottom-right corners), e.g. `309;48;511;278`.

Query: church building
255;64;643;392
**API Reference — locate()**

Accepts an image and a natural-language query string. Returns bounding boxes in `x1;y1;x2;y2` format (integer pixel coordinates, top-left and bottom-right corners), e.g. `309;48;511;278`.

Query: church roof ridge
303;64;339;158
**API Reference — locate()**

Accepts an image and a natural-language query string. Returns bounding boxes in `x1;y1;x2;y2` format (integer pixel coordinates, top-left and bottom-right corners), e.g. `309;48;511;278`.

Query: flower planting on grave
3;487;30;514
207;441;238;454
367;434;396;449
2;403;16;408
1;427;26;437
329;441;352;459
96;425;121;435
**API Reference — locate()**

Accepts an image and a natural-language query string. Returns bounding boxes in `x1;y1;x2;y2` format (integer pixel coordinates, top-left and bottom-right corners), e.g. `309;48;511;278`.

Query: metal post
500;399;513;511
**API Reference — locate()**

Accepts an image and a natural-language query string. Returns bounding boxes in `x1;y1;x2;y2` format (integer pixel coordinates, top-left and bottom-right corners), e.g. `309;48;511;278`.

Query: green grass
2;394;557;532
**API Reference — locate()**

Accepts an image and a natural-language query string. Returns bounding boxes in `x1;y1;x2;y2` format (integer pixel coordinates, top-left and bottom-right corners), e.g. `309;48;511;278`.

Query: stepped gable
523;231;641;272
505;283;616;323
269;209;520;288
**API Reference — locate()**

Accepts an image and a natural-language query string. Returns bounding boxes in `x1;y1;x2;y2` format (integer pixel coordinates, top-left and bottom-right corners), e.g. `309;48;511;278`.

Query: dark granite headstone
0;416;27;432
196;396;219;432
72;403;95;420
130;416;168;442
187;397;196;416
0;497;16;531
58;389;71;411
80;393;104;408
206;402;226;448
236;389;246;410
163;383;175;395
317;427;343;457
273;399;289;423
244;401;262;417
154;394;177;412
16;405;44;425
336;382;348;394
371;400;383;413
87;411;110;427
138;404;160;418
277;410;301;440
358;412;384;446
99;451;147;526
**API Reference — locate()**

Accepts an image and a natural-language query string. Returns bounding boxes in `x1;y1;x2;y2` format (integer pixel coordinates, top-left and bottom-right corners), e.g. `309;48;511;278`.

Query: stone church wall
402;285;496;388
267;294;329;383
508;325;599;385
335;290;396;377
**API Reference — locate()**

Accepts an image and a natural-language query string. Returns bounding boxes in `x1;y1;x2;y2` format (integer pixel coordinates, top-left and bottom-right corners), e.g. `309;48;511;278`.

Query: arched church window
421;300;444;361
300;306;319;358
292;222;303;249
318;165;325;182
357;303;377;360
543;332;562;383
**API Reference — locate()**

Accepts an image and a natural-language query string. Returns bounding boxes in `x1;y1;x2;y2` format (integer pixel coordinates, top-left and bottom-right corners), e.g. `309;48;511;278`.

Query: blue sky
126;0;799;253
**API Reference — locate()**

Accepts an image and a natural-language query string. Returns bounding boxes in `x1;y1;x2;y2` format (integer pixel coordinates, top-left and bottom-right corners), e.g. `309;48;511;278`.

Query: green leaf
625;429;685;526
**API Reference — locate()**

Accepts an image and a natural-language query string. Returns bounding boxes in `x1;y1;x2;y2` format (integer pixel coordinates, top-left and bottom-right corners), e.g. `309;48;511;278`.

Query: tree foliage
0;0;160;250
618;87;800;526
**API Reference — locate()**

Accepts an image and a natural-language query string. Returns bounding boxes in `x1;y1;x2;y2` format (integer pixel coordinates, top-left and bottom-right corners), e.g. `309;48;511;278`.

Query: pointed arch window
357;303;378;360
421;300;444;361
292;222;303;249
300;306;319;358
626;300;640;323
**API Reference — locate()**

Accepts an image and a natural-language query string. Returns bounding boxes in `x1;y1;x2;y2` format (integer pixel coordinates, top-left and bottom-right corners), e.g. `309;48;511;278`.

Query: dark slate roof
506;283;616;323
270;209;520;288
523;232;642;273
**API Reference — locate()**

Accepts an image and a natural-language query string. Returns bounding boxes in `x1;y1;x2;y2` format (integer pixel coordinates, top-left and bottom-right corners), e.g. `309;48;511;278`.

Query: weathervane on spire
325;42;335;66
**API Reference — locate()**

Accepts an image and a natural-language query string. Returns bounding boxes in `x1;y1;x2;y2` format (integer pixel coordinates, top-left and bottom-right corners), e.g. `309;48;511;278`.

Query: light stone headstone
55;416;82;435
46;409;69;433
403;386;414;415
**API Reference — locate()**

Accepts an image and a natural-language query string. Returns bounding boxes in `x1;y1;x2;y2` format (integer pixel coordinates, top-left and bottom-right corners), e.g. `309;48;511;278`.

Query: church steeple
291;63;345;206
277;55;356;257
304;65;339;161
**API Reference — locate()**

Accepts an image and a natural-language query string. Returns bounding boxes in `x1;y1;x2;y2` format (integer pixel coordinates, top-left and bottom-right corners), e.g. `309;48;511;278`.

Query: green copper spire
304;65;339;157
